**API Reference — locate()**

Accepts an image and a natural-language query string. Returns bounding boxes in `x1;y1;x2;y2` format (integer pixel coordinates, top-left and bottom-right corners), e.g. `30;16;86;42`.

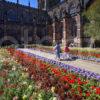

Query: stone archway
40;36;52;46
0;36;18;46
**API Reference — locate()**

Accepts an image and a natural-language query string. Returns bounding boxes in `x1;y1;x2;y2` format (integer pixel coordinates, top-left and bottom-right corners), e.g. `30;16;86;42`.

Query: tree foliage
84;0;100;40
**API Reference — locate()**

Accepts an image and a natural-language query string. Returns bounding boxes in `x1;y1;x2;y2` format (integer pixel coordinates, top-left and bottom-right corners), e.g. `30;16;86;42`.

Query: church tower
38;0;60;10
38;0;47;10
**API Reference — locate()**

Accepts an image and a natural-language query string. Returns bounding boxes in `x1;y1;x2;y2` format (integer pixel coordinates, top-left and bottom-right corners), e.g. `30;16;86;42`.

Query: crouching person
64;45;71;60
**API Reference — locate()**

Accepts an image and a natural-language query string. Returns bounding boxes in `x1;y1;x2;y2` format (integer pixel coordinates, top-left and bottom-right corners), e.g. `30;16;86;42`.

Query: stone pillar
21;26;24;42
34;27;37;34
52;21;56;44
62;17;68;47
23;28;28;48
75;14;82;47
44;0;47;10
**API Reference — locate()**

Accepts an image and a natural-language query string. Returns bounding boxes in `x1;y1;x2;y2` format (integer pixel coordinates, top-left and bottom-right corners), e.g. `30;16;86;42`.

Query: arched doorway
0;36;18;46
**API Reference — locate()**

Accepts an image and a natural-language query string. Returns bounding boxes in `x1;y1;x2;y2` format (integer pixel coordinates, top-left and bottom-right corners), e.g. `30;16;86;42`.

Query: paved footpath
20;49;100;74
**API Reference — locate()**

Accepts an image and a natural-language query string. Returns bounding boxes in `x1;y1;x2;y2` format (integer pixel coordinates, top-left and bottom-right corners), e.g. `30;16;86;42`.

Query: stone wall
0;0;47;46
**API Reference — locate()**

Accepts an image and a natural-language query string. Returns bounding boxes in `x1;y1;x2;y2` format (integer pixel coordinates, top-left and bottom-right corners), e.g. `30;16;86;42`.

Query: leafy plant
84;0;100;47
0;77;4;89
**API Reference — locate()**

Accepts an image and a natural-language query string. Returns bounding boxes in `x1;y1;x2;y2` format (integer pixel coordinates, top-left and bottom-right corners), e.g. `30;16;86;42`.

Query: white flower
28;85;33;90
7;79;10;82
52;97;57;100
22;95;27;100
38;93;42;98
31;75;34;79
23;81;27;85
25;68;28;71
50;97;57;100
38;93;42;100
13;96;18;100
51;87;55;93
19;66;22;69
12;66;16;71
22;73;29;78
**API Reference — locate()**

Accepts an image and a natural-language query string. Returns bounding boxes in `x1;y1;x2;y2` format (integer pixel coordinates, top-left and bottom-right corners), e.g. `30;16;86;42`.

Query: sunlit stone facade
38;0;92;47
0;0;96;47
0;0;48;46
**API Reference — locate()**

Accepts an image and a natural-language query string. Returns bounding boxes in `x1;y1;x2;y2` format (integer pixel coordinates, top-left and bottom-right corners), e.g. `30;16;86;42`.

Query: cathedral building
38;0;94;47
0;0;95;47
0;0;48;46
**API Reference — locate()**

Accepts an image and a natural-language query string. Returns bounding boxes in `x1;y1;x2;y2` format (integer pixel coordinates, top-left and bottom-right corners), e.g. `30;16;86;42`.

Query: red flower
91;86;96;90
83;81;88;84
69;79;75;84
77;86;82;92
39;63;47;70
86;92;91;97
60;75;70;82
78;81;83;85
64;84;70;89
61;68;67;73
66;92;71;97
51;68;62;77
77;78;81;81
96;87;100;95
71;88;75;93
79;92;82;97
0;91;4;96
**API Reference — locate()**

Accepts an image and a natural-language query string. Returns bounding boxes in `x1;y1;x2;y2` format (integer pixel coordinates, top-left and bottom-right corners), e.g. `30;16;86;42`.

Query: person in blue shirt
54;42;61;60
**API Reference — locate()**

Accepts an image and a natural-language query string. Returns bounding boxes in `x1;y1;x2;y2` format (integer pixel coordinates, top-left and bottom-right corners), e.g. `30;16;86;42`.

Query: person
54;42;61;60
64;45;70;53
64;45;70;60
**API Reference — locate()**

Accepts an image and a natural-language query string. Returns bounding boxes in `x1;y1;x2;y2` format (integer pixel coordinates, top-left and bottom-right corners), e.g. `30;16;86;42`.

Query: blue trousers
55;52;60;59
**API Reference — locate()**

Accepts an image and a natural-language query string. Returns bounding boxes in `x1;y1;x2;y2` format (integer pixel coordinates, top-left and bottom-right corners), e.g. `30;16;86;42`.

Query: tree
84;0;100;47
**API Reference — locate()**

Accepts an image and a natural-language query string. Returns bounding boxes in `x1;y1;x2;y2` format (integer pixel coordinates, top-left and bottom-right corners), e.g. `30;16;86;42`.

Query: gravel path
19;48;100;74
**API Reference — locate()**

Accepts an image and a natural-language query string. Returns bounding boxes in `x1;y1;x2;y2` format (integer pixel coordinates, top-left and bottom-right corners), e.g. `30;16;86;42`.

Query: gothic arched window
23;11;30;23
59;8;63;18
53;11;58;21
0;28;3;37
69;2;77;15
0;9;3;20
7;9;17;21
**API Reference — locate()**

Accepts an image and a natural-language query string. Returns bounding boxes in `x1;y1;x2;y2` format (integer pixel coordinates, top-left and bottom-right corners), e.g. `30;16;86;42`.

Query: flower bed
0;49;56;100
7;48;100;100
69;48;100;62
18;48;100;81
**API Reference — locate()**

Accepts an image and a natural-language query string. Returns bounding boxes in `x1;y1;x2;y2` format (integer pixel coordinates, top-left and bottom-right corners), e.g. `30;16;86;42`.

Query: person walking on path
54;42;61;60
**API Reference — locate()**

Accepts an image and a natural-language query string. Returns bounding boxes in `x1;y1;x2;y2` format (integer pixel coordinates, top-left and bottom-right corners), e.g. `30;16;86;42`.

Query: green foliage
37;90;53;100
0;77;3;89
0;61;3;70
0;49;55;100
84;0;100;40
